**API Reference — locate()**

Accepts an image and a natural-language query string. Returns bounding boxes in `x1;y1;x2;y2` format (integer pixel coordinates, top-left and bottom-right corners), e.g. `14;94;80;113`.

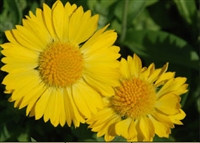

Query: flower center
38;42;83;87
111;78;156;119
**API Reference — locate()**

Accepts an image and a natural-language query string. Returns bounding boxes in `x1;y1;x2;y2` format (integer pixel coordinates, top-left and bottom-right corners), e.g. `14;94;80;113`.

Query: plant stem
120;0;129;43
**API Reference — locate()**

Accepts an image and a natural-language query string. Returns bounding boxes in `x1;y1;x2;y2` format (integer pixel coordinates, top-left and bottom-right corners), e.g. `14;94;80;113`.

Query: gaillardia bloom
1;0;120;127
87;54;188;141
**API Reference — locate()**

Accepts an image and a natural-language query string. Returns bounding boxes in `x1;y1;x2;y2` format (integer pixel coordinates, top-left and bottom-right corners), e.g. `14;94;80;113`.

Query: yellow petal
64;2;77;16
97;115;119;139
115;118;133;139
9;29;42;52
43;88;55;123
80;24;109;51
35;87;51;120
1;63;37;74
20;83;46;110
88;108;115;127
13;98;23;108
157;77;188;98
140;63;155;81
72;81;93;118
2;71;34;91
104;134;115;142
7;71;40;101
82;30;117;56
155;93;180;115
75;14;99;44
1;43;38;59
83;74;115;96
137;117;154;141
2;56;37;66
63;88;72;126
5;29;37;52
152;111;174;127
83;45;120;62
63;2;77;41
24;15;51;44
155;72;175;87
29;103;36;117
15;24;49;50
73;79;103;114
120;58;130;79
52;0;65;40
84;59;120;84
42;3;57;39
51;89;61;127
130;54;142;77
26;87;45;116
169;109;186;125
66;87;86;127
148;63;168;83
148;115;171;138
58;91;66;127
70;9;99;44
4;30;19;45
68;6;84;43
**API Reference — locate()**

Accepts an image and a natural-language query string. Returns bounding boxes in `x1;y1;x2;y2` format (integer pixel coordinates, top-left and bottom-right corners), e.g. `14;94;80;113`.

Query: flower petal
115;117;137;140
169;109;186;125
52;0;65;39
130;54;142;78
147;63;168;83
157;77;188;98
35;88;51;120
66;87;86;127
155;93;180;115
149;115;171;138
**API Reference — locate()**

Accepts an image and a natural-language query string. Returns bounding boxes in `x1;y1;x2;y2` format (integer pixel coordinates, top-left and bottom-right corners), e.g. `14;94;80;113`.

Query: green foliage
0;0;199;142
174;0;197;25
124;29;199;69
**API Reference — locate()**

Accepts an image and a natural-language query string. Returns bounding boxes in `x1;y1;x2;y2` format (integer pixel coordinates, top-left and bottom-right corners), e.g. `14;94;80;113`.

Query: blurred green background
0;0;199;141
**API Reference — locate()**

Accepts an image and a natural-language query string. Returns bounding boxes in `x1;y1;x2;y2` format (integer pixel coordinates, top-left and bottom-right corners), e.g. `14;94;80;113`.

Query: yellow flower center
38;42;84;87
111;78;156;119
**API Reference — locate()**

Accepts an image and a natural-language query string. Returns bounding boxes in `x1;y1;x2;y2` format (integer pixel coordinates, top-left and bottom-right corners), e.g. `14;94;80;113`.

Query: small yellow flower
87;54;188;141
1;0;120;127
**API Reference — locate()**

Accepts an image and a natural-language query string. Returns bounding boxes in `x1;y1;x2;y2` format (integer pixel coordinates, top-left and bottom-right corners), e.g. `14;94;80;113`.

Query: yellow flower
1;0;120;127
87;54;188;141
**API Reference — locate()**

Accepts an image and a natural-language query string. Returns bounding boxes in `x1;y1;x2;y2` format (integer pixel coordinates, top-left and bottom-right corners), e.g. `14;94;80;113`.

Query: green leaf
29;1;39;14
174;0;197;25
87;0;117;29
17;131;30;142
71;124;94;141
87;0;98;11
100;0;117;8
132;9;161;30
146;1;183;30
124;29;199;69
153;134;175;141
111;19;122;34
114;0;146;26
112;136;126;142
30;137;36;142
0;124;11;141
197;95;200;113
3;0;25;24
145;0;159;7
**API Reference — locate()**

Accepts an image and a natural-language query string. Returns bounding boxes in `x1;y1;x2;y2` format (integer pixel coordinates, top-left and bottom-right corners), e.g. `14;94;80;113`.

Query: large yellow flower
1;0;120;127
87;54;188;141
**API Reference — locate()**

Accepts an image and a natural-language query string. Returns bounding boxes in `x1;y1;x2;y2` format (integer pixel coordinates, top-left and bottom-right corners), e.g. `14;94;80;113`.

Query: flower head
87;54;188;141
1;0;120;127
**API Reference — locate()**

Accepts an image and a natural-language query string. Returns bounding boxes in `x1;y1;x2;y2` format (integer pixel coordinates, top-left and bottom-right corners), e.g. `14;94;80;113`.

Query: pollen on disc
38;42;84;87
111;78;156;119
